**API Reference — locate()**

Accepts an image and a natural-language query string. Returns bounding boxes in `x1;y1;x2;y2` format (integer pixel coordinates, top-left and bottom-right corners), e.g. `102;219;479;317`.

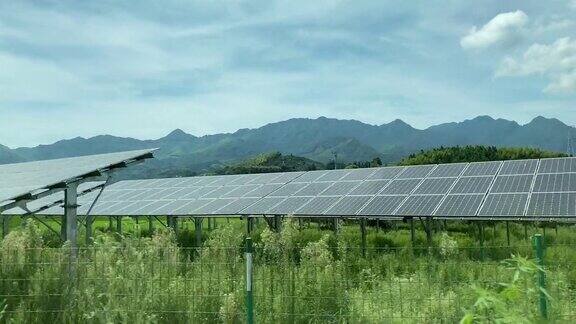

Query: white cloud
496;37;576;94
461;11;528;50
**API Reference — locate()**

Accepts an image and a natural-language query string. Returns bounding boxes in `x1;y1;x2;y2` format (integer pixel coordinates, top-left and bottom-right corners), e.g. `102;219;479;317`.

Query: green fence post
532;234;548;320
245;237;254;324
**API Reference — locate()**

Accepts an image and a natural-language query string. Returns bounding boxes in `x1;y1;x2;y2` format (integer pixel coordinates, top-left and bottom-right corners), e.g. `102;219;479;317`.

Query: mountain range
1;115;574;178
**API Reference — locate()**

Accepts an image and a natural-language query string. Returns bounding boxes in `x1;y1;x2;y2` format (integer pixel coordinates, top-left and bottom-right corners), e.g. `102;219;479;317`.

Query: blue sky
1;0;575;148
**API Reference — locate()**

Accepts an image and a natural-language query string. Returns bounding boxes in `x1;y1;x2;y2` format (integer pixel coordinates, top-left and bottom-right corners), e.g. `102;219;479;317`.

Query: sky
0;0;575;148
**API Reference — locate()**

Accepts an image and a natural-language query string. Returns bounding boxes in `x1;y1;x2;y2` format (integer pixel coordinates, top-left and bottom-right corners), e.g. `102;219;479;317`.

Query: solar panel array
11;157;576;219
0;149;155;205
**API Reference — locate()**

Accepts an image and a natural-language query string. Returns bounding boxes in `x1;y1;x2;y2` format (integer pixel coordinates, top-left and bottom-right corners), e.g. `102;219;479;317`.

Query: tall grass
0;218;575;323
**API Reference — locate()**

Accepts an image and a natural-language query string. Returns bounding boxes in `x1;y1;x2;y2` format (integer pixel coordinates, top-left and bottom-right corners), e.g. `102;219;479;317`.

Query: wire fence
0;233;575;323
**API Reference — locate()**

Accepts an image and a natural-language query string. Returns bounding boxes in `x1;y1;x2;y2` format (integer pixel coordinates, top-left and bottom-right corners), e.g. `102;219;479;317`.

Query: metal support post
425;217;432;250
506;221;511;247
360;218;367;258
274;215;282;232
148;216;154;233
61;214;67;241
532;234;548;319
116;216;122;234
171;217;179;236
246;216;254;235
194;217;203;247
478;222;485;260
245;237;254;324
410;217;415;247
64;182;79;272
332;218;339;235
2;216;11;238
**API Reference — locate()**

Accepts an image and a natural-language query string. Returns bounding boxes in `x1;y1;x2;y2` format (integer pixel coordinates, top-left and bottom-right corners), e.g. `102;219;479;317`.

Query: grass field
0;216;575;323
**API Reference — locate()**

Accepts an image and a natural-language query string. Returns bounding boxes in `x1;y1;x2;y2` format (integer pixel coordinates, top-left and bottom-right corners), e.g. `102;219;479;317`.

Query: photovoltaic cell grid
0;149;155;205
18;157;576;219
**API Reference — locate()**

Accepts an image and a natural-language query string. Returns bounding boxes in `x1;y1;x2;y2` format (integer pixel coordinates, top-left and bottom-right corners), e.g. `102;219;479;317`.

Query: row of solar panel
90;173;576;203
105;158;576;191
43;191;575;218
5;157;576;218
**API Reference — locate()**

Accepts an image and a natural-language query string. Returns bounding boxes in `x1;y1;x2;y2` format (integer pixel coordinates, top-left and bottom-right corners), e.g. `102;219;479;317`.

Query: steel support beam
194;217;203;247
148;216;154;233
2;216;10;238
506;221;511;247
360;218;367;257
116;216;122;234
410;217;415;247
64;182;79;267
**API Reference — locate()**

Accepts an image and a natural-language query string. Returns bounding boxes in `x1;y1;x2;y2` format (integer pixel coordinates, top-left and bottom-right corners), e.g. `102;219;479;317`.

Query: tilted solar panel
20;156;576;220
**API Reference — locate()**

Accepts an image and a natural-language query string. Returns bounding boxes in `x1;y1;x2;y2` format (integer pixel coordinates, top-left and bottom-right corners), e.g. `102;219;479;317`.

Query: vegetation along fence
0;217;575;323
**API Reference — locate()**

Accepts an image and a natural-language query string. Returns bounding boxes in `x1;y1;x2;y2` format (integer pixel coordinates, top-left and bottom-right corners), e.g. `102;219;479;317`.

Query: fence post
532;234;548;320
245;237;254;324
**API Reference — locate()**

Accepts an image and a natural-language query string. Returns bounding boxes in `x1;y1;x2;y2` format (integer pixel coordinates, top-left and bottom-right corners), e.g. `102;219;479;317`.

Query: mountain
1;115;574;178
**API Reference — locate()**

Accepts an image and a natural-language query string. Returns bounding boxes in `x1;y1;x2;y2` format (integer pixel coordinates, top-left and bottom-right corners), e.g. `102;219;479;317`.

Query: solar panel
359;195;407;215
267;197;312;214
267;183;308;197
499;160;538;175
172;199;215;215
380;179;421;195
340;168;377;181
21;156;576;220
246;173;283;185
240;197;285;214
348;180;389;195
396;165;435;179
153;200;193;215
0;149;154;205
292;170;329;183
324;196;372;215
428;163;467;178
462;161;501;176
294;182;333;196
533;173;576;192
395;195;444;216
222;185;261;198
367;167;404;180
526;193;576;217
490;175;533;193
216;198;260;214
450;176;493;194
194;198;237;214
295;196;340;215
478;194;528;217
434;194;484;217
316;170;351;182
414;178;457;194
538;158;576;173
319;181;361;196
243;184;283;198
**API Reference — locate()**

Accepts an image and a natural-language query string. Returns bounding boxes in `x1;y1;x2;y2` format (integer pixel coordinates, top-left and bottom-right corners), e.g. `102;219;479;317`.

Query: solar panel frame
532;173;576;193
499;160;538;175
395;195;444;216
295;196;341;215
538;157;576;174
478;194;529;217
526;192;576;217
413;178;457;195
358;195;407;216
396;165;435;179
434;194;485;217
323;196;372;215
462;161;502;177
449;176;493;194
428;163;467;178
490;175;534;193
